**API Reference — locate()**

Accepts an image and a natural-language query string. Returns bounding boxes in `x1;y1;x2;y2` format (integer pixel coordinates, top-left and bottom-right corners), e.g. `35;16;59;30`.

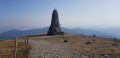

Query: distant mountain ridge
0;27;119;39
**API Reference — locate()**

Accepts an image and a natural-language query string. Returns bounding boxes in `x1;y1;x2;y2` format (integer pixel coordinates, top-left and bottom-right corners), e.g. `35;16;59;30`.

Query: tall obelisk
47;9;64;35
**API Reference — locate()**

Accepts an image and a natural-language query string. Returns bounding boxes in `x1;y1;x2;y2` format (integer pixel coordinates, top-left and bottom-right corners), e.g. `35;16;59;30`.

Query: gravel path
28;40;82;58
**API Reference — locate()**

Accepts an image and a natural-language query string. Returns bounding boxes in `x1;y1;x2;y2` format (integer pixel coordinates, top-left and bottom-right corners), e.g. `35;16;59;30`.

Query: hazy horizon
0;0;120;33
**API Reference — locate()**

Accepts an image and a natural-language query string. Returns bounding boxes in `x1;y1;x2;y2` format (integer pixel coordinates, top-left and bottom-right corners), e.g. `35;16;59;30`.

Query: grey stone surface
47;9;64;35
28;40;82;58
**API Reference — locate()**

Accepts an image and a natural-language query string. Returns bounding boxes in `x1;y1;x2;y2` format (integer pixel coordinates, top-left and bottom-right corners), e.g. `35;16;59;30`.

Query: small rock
111;49;116;52
112;43;119;46
86;41;92;44
101;54;105;56
64;40;68;42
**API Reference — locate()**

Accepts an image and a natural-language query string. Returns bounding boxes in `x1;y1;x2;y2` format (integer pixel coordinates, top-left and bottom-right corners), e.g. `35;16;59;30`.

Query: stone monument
47;9;64;35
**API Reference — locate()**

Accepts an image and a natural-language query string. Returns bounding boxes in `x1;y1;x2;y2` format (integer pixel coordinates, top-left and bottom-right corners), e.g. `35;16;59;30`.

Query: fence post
14;38;17;58
27;37;28;45
25;37;28;49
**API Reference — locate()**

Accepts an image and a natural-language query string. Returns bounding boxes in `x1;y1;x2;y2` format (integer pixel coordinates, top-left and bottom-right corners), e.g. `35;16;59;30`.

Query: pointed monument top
53;8;57;11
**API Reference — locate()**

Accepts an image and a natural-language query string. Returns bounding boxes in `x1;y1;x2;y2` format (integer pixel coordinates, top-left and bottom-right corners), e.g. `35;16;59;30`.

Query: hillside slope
0;27;116;39
21;33;120;58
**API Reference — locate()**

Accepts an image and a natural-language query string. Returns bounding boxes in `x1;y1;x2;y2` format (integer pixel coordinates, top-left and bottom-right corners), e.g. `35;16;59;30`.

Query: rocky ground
20;33;120;58
28;40;83;58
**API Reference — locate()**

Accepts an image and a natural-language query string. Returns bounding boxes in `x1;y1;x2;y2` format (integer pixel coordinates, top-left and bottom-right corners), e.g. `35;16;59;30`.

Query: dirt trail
28;40;82;58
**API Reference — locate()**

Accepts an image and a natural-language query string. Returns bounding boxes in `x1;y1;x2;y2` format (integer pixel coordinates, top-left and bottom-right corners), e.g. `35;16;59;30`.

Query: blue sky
0;0;120;33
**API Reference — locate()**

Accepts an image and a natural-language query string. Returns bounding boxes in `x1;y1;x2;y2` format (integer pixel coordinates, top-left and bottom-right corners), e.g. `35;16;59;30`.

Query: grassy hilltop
26;33;120;58
0;33;120;58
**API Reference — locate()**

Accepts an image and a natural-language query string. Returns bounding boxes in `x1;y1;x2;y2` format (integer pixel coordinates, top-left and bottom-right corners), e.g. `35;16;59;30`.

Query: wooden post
14;38;17;58
27;37;28;45
25;37;27;49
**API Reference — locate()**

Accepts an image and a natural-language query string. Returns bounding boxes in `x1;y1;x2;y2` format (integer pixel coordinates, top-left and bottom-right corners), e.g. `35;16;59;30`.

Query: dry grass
0;39;30;58
27;33;120;57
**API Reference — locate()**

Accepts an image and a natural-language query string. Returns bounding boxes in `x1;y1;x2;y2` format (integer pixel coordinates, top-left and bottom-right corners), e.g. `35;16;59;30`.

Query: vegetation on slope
0;39;30;58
